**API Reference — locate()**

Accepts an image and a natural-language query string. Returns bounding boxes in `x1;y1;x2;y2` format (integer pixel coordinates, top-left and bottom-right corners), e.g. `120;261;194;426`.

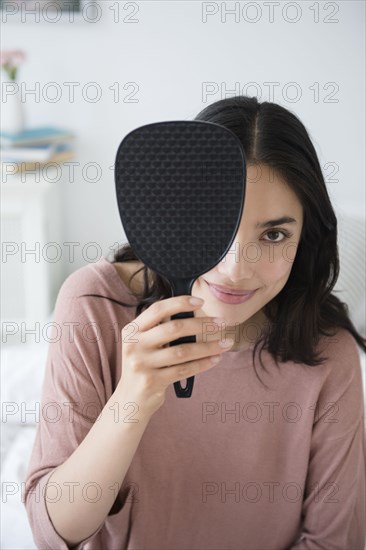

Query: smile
205;281;258;304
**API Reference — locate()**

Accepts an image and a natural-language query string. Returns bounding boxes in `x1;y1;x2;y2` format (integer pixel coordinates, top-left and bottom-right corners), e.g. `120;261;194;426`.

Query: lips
205;281;256;296
206;282;257;305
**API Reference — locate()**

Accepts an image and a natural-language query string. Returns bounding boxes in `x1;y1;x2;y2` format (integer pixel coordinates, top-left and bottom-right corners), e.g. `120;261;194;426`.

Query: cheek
191;278;205;297
260;248;295;284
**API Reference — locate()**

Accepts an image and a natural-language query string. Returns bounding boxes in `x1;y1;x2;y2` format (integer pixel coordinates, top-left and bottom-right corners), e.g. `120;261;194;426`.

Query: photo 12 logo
1;0;140;24
201;81;340;104
201;2;340;24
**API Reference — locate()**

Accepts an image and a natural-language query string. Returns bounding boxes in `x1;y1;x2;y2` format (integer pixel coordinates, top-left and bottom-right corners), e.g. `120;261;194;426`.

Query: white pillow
1;331;50;426
0;425;38;549
334;212;366;335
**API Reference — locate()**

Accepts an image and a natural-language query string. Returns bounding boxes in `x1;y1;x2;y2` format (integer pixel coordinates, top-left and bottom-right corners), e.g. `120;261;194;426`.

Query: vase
0;72;26;134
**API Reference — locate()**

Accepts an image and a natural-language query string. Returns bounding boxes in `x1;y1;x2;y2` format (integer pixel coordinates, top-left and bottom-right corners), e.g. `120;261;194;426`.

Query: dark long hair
90;96;366;387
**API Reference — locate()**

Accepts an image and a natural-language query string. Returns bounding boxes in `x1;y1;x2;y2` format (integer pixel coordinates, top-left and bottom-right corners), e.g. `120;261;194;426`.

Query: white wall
2;0;365;282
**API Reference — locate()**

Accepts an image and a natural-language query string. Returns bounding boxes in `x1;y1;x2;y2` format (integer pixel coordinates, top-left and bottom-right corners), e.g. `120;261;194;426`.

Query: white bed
1;213;365;549
1;333;53;549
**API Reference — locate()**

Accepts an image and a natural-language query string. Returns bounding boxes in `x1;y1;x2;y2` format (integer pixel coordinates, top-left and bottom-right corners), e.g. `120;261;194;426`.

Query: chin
206;304;256;324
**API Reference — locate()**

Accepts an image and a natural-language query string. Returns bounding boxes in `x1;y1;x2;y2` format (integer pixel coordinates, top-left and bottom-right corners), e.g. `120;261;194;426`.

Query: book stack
0;126;76;175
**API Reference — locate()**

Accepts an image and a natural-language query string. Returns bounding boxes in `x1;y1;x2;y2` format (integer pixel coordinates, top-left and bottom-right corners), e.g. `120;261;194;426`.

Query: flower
0;50;26;81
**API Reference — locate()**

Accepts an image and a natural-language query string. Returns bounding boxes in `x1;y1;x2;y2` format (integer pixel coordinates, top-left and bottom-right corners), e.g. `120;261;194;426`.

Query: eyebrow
255;216;297;228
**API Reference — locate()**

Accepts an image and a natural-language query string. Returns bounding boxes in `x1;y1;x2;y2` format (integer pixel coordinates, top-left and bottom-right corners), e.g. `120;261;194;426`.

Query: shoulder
319;327;361;368
49;258;139;350
52;257;137;324
56;257;138;303
318;326;362;375
316;326;365;410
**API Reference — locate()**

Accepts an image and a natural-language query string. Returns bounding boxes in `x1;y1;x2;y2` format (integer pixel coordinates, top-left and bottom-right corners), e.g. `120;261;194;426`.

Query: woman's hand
116;296;234;421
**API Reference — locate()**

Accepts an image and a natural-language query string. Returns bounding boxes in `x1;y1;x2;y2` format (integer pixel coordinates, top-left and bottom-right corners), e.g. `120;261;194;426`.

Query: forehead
242;164;303;222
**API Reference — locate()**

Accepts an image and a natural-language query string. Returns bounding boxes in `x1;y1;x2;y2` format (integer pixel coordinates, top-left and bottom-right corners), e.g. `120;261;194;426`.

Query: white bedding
1;425;39;549
1;337;50;550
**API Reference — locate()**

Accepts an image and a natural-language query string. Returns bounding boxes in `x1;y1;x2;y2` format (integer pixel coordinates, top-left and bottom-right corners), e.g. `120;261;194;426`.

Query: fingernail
190;297;204;305
219;339;234;348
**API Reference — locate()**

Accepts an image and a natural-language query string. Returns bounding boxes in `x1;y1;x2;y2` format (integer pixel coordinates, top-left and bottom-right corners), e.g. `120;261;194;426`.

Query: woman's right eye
262;229;292;243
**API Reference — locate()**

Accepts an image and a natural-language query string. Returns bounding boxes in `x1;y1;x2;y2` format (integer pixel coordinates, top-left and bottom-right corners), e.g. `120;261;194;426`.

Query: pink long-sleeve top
24;256;366;549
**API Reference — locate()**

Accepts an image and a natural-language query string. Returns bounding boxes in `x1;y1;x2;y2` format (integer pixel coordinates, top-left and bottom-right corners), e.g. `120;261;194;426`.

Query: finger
157;352;225;388
147;337;234;370
141;316;222;350
127;295;204;334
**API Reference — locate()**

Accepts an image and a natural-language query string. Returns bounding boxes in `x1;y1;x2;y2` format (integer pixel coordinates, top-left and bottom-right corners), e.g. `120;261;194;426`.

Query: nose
217;239;257;282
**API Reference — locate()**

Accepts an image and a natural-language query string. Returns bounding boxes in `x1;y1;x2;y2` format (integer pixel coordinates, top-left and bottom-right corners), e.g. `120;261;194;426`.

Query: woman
24;96;366;550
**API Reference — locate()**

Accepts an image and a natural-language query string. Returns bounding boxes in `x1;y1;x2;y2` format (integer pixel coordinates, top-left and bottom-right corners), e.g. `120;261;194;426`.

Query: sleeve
22;278;118;550
290;332;366;550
